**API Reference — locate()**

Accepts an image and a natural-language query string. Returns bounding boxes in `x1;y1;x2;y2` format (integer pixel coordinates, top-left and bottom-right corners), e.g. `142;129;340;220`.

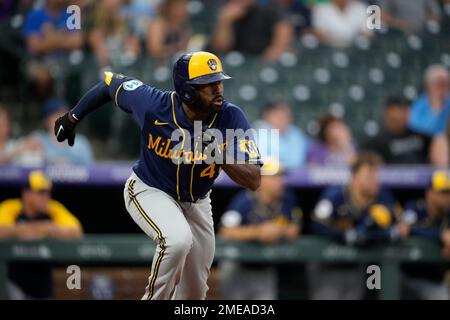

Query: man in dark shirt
212;0;293;63
365;97;432;164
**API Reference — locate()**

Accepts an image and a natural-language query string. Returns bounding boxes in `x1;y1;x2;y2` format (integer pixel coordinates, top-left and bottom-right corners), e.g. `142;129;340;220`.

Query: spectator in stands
31;98;93;166
0;170;83;299
274;0;312;37
89;0;141;68
312;0;372;48
122;0;157;40
219;160;302;299
146;0;190;62
409;65;450;137
212;0;293;63
379;0;442;34
254;102;309;170
23;0;83;100
23;0;83;58
398;170;450;300
430;134;450;167
308;152;402;299
307;114;356;166
365;96;446;165
0;107;42;166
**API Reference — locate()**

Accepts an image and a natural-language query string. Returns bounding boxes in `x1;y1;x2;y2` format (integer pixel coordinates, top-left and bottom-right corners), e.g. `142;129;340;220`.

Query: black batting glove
54;112;77;147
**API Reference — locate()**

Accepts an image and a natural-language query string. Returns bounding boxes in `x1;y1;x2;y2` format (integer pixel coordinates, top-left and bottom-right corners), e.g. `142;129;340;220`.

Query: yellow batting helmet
173;51;231;104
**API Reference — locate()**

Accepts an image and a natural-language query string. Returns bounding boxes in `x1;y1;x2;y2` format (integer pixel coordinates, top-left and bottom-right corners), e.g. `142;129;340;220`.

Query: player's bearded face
194;81;224;114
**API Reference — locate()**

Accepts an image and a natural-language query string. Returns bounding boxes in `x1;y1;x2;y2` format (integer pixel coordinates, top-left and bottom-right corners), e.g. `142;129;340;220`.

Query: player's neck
181;102;210;123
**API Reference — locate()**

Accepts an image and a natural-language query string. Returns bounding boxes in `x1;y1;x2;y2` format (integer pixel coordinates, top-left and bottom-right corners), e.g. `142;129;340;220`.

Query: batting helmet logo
207;59;218;71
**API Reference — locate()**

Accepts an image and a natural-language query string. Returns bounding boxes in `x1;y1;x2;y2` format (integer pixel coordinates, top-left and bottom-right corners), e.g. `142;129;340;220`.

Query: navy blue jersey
220;188;302;227
101;72;261;202
402;199;450;241
311;185;401;244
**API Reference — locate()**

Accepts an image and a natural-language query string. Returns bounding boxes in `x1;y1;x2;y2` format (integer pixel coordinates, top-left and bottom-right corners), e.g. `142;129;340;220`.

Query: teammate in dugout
0;170;83;299
398;170;450;300
308;152;402;299
219;159;302;299
53;51;262;300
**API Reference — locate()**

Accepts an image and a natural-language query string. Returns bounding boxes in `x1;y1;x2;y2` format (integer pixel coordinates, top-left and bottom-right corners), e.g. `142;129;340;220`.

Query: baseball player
309;152;401;299
399;170;450;300
53;51;262;300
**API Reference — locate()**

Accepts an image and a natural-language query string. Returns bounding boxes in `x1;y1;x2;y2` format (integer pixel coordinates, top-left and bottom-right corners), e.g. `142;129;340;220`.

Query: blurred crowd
4;0;448;65
254;76;450;170
0;0;449;166
1;80;449;167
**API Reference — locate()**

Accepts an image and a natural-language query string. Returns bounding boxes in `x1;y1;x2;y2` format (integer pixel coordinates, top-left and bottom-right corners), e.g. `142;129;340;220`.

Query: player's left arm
222;163;260;191
55;72;159;146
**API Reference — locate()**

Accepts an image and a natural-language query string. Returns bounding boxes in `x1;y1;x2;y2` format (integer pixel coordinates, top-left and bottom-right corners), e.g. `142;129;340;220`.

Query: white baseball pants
123;172;215;300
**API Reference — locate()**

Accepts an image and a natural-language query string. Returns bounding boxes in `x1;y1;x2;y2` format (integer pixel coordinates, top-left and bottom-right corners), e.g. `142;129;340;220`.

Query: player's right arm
55;72;160;146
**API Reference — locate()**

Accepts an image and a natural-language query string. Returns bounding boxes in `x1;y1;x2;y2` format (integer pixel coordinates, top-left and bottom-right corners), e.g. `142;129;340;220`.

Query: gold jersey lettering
148;134;161;150
147;134;212;162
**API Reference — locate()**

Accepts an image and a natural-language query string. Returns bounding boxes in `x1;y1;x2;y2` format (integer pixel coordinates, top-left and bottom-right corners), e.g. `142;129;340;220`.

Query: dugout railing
0;235;447;300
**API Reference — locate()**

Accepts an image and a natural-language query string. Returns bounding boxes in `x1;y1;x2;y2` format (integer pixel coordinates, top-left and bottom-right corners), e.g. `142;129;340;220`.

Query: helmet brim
186;72;232;85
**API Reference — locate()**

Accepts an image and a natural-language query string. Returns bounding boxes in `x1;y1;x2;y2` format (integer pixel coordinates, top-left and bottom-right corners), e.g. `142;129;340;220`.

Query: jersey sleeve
48;201;82;228
220;191;252;227
402;201;442;241
358;190;401;243
310;187;348;241
367;189;401;229
0;199;22;226
104;72;166;129
225;105;263;166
